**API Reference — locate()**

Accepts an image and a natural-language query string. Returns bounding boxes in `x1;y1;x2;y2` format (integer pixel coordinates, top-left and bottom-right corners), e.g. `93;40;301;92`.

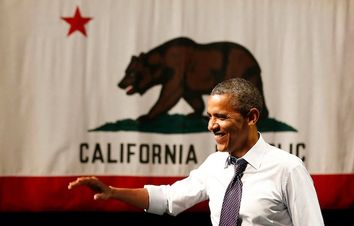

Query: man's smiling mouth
214;131;226;142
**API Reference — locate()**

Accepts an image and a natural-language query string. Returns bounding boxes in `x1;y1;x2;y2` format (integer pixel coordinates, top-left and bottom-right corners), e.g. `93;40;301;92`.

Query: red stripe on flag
0;174;352;211
312;174;354;209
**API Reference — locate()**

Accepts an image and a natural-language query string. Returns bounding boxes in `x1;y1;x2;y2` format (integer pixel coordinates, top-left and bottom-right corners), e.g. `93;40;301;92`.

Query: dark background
1;209;353;225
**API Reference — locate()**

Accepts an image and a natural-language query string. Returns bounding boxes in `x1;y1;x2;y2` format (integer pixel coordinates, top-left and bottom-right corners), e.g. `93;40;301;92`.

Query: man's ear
247;108;260;126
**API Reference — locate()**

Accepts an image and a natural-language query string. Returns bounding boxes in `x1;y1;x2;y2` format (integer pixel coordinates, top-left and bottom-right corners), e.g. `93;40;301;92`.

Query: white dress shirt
145;134;324;226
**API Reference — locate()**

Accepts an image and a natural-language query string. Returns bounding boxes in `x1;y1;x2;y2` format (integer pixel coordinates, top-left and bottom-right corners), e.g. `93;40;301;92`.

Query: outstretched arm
68;176;149;210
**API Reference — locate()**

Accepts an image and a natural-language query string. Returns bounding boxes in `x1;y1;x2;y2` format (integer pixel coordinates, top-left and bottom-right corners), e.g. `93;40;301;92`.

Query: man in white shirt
68;78;324;226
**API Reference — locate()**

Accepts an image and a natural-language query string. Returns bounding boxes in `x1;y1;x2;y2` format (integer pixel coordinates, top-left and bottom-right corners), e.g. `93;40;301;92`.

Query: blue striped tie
219;158;248;226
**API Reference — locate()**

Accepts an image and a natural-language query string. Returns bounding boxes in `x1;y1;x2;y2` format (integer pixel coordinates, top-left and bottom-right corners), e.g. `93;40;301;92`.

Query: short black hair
210;78;264;116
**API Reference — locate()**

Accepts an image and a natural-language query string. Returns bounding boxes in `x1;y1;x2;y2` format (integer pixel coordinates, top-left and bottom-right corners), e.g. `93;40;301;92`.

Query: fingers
67;176;98;190
94;193;109;200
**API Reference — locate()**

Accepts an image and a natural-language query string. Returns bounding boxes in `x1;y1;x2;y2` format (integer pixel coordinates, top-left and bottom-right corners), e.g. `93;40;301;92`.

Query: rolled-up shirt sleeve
143;159;210;216
144;184;169;215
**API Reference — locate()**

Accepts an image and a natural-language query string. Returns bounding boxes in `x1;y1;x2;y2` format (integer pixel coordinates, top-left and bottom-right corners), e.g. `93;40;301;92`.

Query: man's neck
231;129;259;158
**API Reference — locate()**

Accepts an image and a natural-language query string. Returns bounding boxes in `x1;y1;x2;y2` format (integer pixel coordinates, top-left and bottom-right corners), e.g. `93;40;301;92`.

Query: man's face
207;94;250;155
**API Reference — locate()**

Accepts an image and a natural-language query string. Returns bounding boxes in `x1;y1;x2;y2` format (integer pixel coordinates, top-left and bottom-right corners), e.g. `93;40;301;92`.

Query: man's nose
208;119;218;131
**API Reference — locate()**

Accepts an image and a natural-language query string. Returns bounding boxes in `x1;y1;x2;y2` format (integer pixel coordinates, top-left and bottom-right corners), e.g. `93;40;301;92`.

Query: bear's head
118;54;157;95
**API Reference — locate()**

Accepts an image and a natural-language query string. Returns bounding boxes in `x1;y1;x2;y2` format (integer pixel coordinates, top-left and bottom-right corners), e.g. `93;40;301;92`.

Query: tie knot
233;158;247;176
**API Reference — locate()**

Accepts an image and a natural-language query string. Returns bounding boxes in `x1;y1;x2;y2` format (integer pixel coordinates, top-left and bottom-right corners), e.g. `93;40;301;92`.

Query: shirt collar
224;132;266;170
225;155;238;168
242;133;266;170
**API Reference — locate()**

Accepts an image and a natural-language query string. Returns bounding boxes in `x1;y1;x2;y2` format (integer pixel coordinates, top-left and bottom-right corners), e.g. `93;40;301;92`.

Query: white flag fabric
0;0;353;211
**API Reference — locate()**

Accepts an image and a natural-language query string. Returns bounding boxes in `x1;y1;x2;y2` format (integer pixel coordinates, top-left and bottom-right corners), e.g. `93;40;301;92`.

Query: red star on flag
62;7;92;37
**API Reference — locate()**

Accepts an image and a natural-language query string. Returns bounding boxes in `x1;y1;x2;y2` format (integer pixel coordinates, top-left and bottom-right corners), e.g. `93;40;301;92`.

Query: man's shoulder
264;143;304;169
203;151;229;165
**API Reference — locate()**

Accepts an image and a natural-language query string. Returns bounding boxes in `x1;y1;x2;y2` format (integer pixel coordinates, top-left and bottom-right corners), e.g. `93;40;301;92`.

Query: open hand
68;176;112;200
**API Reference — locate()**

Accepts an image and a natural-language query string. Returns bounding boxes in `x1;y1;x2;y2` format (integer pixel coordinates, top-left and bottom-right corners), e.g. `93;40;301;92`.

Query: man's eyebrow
213;113;228;118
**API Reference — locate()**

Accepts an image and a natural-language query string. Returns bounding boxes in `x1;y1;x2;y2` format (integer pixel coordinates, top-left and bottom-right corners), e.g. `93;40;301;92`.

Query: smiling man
68;78;324;226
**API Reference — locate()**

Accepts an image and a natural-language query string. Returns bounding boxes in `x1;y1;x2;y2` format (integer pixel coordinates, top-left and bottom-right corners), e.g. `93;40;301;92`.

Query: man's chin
216;145;228;152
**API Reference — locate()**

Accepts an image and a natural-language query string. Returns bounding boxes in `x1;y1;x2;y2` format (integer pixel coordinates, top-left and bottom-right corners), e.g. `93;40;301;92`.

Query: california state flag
0;0;353;211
